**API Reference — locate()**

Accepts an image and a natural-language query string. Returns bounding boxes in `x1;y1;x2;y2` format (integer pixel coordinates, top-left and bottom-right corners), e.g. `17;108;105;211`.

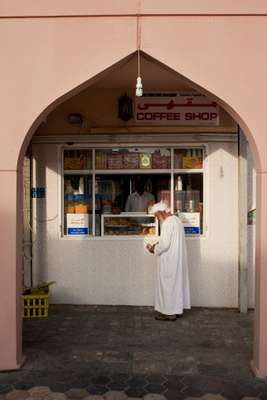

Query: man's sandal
154;312;177;321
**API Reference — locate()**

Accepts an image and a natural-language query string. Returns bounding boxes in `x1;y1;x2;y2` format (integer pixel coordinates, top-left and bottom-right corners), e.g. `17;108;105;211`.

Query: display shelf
64;169;93;175
174;169;203;174
64;169;202;174
95;169;171;175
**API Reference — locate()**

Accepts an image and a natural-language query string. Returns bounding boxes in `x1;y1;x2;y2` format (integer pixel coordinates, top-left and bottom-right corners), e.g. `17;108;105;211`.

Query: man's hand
147;243;156;254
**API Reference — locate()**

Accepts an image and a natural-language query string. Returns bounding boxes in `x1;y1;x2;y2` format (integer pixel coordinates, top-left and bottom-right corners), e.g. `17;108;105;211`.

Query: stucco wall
2;1;267;17
247;143;256;309
1;0;267;374
0;14;265;170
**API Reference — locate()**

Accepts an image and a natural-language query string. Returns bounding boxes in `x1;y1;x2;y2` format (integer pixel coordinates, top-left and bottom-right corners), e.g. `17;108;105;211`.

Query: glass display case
101;214;159;237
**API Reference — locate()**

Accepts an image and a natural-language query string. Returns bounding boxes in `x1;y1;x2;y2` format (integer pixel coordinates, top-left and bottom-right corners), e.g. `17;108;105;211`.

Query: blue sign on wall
31;187;46;198
184;226;200;234
67;227;89;235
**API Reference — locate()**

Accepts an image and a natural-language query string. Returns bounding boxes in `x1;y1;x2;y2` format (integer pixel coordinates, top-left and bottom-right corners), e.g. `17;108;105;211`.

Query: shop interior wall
31;139;239;308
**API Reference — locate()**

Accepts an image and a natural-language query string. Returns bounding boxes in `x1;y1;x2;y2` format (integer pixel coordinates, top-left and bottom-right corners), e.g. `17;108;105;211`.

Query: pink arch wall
1;2;267;377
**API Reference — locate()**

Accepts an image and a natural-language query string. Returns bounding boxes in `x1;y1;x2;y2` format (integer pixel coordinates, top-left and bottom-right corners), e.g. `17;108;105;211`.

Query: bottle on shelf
186;175;192;191
176;199;183;213
186;149;191;157
175;176;183;191
188;200;195;212
78;177;84;195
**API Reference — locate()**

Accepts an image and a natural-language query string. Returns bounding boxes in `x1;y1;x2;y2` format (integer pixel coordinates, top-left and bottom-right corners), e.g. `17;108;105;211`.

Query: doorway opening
19;52;256;392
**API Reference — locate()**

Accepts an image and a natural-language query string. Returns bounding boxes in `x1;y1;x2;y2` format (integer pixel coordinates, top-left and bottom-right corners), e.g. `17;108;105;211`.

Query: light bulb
136;76;143;97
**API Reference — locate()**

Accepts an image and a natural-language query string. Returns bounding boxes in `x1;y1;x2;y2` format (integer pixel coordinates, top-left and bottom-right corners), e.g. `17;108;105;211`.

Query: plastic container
185;190;200;212
22;281;55;319
174;190;186;212
22;294;49;318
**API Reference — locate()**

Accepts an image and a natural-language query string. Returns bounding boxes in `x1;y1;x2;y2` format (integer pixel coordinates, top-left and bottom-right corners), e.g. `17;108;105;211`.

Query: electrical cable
22;176;58;266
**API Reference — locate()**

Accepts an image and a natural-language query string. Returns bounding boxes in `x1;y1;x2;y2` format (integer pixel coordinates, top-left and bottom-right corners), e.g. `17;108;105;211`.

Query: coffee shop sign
135;92;219;125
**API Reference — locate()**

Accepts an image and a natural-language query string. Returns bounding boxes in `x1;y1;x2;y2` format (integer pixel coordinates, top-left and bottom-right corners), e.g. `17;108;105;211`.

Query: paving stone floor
0;305;267;399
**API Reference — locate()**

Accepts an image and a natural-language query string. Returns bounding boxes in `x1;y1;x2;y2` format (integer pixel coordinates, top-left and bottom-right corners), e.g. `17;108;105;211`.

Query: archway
1;10;267;376
14;51;260;380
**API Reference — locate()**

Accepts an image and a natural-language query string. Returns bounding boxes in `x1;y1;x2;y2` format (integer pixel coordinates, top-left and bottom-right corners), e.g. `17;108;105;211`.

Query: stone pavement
0;306;267;399
0;387;265;400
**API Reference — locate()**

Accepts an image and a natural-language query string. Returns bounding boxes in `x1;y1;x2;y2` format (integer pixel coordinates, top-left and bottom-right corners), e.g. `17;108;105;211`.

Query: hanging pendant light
136;15;143;98
136;49;143;97
136;77;143;97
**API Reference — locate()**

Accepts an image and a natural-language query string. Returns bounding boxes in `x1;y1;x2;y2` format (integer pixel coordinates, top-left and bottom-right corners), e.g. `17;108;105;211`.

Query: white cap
149;201;169;214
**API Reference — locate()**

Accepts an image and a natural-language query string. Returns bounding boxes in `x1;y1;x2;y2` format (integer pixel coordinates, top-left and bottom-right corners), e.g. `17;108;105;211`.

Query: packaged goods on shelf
64;157;82;170
142;227;156;235
95;151;108;169
107;153;123;169
102;214;158;237
102;199;112;214
74;204;88;213
139;153;152;169
64;205;75;214
96;180;115;195
123;152;139;169
103;205;112;214
182;156;202;169
95;195;101;210
174;152;183;169
64;150;91;170
152;151;171;169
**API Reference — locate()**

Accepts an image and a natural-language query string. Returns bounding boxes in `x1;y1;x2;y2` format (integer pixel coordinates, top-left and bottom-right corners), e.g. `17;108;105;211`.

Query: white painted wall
247;143;256;308
32;139;239;307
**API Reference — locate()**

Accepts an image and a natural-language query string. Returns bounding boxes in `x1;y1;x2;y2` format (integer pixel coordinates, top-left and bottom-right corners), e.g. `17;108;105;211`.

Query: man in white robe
147;202;191;321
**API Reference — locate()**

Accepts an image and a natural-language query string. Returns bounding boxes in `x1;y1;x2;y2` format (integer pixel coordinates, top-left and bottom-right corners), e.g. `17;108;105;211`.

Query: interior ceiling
91;53;193;91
